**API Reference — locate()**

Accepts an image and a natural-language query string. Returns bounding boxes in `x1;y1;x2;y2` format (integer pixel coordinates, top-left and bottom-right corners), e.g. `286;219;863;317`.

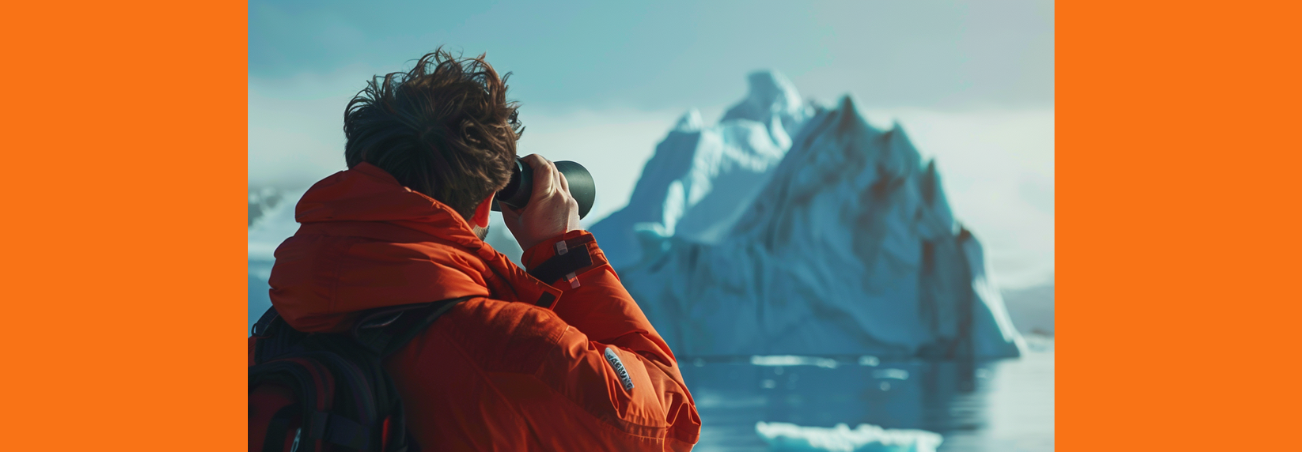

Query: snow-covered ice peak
674;108;704;132
587;72;810;268
730;94;930;251
721;70;811;137
723;70;804;122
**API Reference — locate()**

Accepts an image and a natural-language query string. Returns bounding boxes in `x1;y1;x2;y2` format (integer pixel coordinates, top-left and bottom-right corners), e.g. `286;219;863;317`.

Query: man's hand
500;154;582;252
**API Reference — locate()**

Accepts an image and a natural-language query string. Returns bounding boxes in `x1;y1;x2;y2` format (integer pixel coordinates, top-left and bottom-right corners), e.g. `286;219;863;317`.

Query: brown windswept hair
344;47;523;221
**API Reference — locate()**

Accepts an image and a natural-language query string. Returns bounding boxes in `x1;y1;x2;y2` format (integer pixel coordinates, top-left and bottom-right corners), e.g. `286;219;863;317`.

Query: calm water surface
681;341;1054;452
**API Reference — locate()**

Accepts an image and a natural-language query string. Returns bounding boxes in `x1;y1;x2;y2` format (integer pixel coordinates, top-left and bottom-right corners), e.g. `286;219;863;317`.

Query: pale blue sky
250;0;1053;111
248;0;1055;287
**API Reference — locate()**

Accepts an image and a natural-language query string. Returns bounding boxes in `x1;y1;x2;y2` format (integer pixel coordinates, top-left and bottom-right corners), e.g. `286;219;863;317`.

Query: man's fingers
526;154;557;197
503;154;581;249
548;160;561;194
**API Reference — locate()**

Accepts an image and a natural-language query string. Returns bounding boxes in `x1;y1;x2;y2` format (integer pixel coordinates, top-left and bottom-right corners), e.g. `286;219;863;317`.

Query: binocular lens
491;158;595;219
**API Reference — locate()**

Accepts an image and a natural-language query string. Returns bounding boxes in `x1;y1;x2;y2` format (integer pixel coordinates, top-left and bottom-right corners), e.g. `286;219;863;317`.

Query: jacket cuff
521;230;609;288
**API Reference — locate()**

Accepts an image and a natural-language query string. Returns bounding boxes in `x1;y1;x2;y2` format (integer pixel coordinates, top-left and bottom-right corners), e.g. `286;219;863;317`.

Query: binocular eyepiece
491;158;596;219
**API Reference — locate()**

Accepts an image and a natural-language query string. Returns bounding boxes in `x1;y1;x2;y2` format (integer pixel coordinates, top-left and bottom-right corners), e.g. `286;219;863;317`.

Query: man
262;49;700;450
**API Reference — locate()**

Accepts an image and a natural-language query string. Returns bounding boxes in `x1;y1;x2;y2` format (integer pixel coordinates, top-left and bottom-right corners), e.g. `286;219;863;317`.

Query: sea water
681;338;1054;452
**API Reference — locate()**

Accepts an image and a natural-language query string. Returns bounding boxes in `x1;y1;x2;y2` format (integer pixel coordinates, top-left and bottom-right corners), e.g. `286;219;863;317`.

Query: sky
248;0;1055;287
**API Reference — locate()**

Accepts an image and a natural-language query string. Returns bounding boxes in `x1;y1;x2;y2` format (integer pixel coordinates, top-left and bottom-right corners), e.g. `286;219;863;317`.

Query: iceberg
755;422;942;452
594;75;1024;359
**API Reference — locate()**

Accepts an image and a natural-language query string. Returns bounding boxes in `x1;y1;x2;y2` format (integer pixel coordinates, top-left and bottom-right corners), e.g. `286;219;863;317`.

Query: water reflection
681;342;1053;452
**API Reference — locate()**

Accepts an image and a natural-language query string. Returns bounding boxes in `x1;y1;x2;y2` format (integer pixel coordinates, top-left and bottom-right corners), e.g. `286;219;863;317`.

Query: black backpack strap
350;297;469;451
352;297;472;357
252;306;281;337
251;297;467;452
251;307;311;365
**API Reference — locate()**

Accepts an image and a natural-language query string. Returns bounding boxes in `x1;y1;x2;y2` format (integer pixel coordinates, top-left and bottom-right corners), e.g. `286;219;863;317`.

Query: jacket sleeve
521;230;701;448
521;230;675;364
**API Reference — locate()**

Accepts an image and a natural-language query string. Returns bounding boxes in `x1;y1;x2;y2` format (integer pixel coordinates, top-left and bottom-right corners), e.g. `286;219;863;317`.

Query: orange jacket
259;163;700;451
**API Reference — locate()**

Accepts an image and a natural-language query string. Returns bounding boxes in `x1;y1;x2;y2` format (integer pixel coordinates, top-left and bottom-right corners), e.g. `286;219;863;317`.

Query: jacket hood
268;163;562;333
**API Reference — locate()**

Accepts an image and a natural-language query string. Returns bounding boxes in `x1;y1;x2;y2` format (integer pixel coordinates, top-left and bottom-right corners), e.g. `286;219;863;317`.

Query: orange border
1060;1;1300;451
3;2;246;450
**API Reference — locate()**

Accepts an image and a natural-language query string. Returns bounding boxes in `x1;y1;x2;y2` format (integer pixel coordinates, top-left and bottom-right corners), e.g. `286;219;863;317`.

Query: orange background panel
0;1;247;450
2;1;1299;451
1058;1;1300;451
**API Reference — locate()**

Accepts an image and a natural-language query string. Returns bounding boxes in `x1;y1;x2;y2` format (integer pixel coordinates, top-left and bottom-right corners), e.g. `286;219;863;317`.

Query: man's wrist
521;230;589;271
517;228;575;254
522;230;605;290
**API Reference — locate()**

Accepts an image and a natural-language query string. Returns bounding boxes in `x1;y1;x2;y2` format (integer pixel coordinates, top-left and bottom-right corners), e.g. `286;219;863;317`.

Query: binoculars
491;158;595;219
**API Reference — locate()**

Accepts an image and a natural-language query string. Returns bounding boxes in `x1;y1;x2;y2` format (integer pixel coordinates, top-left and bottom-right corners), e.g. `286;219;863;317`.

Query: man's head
344;48;522;238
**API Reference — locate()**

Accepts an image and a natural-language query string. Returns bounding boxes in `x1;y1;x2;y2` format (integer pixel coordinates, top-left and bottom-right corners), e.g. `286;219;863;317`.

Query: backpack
248;297;469;452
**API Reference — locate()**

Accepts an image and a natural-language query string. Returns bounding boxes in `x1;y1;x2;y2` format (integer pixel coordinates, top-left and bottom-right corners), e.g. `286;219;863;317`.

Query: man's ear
471;193;494;228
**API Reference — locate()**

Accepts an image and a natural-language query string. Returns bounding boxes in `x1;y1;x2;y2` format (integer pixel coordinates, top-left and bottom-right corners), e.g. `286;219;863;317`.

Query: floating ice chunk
755;422;942;452
872;369;909;380
750;355;839;369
